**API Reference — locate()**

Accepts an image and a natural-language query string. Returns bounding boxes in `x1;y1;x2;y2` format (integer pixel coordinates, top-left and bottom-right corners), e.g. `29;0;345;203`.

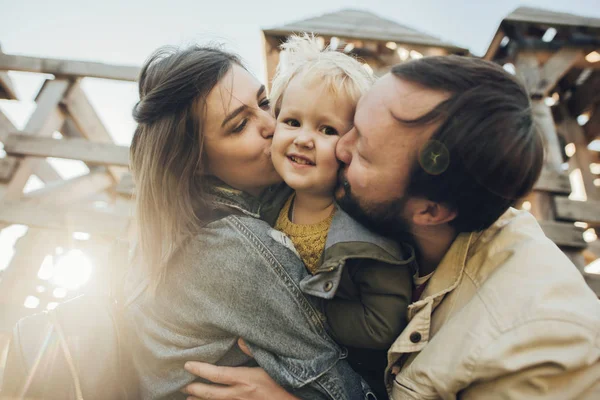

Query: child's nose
293;132;314;149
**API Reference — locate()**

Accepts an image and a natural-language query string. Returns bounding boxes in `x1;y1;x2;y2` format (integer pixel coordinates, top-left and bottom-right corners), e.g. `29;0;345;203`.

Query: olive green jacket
262;186;415;350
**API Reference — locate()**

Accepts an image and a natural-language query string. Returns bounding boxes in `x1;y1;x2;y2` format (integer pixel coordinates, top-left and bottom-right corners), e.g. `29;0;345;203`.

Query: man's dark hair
391;55;543;232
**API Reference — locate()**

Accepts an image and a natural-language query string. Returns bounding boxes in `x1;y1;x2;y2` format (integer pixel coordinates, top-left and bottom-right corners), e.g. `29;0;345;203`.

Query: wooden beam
0;156;19;182
262;33;281;92
516;53;542;96
584;103;600;142
0;79;71;202
3;134;130;167
539;220;587;249
554;196;600;226
115;172;134;197
516;50;582;97
568;71;600;116
0;106;15;143
23;169;114;206
0;202;129;237
483;29;505;61
537;49;583;97
0;52;140;81
559;114;600;201
62;83;126;180
1;109;62;183
0;71;18;100
62;83;114;143
533;167;572;194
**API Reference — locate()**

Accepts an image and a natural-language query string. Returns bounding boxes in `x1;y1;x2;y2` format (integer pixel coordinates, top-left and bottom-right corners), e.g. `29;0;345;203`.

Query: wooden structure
0;47;138;341
484;6;600;294
262;9;469;88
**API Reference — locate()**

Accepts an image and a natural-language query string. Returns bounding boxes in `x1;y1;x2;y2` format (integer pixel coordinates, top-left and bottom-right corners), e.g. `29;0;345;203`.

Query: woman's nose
259;109;276;139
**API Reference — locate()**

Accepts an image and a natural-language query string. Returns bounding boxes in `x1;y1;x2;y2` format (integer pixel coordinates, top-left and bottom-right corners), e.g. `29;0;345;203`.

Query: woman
124;45;370;400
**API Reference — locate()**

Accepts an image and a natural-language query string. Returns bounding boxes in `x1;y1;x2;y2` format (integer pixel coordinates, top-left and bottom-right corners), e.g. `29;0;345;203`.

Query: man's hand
182;339;299;400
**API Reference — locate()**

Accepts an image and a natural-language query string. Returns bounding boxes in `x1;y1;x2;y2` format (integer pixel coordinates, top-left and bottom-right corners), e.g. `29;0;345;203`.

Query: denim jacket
123;181;373;400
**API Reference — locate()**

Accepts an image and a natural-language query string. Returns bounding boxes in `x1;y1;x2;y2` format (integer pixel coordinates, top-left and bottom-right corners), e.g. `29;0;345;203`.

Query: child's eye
321;126;338;136
284;119;300;127
259;98;270;110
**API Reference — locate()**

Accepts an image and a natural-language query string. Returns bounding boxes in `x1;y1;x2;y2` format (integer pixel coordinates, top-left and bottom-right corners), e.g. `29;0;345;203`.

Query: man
183;56;600;399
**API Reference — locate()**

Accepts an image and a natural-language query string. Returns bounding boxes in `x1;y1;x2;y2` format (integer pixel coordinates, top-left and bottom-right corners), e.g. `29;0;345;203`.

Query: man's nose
336;127;356;164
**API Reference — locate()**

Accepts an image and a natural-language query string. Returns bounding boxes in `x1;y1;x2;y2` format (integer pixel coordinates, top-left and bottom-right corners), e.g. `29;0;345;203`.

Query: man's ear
405;198;457;227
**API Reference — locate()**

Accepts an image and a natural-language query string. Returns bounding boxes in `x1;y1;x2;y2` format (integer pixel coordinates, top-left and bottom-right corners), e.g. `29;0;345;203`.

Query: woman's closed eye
259;98;270;110
231;118;248;134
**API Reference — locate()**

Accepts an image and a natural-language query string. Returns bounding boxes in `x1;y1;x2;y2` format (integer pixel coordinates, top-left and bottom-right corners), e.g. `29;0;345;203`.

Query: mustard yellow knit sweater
274;195;335;274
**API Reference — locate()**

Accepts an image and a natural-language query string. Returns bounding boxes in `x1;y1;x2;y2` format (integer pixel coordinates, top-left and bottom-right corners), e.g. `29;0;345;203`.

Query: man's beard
335;170;415;245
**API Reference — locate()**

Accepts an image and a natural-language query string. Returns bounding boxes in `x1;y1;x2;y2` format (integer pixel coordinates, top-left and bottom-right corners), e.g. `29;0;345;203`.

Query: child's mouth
288;155;315;166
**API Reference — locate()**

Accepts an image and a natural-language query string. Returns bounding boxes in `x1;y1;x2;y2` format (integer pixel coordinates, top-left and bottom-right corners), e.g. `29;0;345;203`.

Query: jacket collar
203;176;263;218
406;208;522;318
408;231;476;318
318;204;416;273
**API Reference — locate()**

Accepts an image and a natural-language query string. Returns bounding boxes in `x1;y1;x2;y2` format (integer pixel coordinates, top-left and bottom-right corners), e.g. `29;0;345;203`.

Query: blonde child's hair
269;34;375;116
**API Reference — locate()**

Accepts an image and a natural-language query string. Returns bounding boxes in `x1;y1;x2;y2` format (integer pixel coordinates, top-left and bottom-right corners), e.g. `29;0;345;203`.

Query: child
269;35;416;399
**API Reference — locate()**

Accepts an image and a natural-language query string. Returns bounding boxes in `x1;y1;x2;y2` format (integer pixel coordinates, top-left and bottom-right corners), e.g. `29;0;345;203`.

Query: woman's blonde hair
130;45;241;293
269;34;374;116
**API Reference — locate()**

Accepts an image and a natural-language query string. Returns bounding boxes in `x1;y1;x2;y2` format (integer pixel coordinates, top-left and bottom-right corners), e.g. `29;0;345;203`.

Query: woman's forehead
204;65;258;121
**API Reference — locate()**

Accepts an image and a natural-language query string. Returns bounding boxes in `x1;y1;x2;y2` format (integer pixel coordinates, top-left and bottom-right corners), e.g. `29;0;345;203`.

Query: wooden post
0;79;71;203
262;34;281;92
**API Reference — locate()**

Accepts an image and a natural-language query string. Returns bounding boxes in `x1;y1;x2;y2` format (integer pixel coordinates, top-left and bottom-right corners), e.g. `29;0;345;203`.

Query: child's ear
404;198;457;227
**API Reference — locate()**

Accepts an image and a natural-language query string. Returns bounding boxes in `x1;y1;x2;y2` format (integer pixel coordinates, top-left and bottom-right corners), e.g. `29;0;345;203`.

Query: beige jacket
388;209;600;399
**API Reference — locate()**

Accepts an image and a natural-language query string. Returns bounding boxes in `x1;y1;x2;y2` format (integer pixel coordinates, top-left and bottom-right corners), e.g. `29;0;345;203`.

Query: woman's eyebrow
221;85;267;128
257;85;265;99
222;105;247;127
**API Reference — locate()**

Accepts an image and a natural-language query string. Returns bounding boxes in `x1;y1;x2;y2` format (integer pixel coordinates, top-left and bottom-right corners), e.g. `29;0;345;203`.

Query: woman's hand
182;339;299;400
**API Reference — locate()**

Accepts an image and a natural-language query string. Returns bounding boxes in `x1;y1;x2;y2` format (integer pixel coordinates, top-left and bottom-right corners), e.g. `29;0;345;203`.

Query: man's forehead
369;73;450;120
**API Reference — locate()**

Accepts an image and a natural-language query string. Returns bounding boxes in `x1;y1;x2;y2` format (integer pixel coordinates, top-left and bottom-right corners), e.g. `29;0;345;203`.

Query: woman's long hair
130;45;241;292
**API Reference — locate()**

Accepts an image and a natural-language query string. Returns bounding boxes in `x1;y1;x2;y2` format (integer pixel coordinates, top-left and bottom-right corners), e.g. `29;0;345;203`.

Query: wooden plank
554;196;600;226
0;156;19;182
540;220;587;249
262;33;281;92
584;103;600;142
33;160;63;183
568;71;600;116
1;79;71;203
516;53;542;96
533;167;572;194
537;49;583;97
0;52;140;81
482;29;505;61
115;172;134;197
23;169;114;206
0;71;18;100
62;83;125;181
0;107;16;143
0;202;130;237
1;109;62;183
22;79;70;136
559;114;600;201
3;134;130;167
